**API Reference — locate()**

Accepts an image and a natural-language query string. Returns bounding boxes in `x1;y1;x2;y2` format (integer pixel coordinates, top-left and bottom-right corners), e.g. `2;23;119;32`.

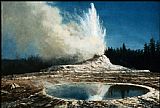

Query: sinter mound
47;55;150;73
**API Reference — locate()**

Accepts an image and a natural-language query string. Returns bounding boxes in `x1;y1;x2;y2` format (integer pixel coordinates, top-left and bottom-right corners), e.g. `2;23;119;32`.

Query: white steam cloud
2;2;106;62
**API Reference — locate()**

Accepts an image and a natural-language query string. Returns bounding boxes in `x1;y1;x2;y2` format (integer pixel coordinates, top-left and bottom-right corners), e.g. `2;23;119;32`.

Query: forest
1;37;160;75
105;37;160;72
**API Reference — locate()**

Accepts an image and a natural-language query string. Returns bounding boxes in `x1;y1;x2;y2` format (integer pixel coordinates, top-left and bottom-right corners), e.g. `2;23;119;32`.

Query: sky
50;1;160;49
2;1;160;59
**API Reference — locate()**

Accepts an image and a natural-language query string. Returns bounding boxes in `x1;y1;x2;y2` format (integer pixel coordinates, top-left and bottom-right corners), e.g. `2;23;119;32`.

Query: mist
2;2;106;62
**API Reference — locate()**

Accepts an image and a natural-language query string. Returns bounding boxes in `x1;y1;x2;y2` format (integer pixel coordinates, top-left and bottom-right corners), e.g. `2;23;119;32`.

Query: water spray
2;2;106;63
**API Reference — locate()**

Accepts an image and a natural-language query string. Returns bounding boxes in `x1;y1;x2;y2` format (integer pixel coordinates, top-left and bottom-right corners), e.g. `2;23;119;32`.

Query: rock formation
47;55;150;73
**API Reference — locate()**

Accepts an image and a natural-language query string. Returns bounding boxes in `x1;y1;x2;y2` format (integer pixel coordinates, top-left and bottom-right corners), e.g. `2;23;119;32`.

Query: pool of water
45;83;149;100
103;85;149;99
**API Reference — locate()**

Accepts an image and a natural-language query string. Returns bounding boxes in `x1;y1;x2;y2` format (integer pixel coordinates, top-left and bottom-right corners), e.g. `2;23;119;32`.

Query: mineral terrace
1;55;160;108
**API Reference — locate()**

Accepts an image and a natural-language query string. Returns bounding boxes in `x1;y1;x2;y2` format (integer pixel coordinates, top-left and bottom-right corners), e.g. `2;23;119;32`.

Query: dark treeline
105;37;160;72
1;55;79;75
1;56;51;75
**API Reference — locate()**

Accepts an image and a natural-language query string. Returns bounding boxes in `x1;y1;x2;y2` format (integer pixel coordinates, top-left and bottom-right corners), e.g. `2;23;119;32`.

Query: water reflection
104;85;149;99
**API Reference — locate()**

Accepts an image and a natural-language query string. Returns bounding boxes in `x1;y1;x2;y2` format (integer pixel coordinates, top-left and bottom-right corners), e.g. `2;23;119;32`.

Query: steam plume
2;2;106;62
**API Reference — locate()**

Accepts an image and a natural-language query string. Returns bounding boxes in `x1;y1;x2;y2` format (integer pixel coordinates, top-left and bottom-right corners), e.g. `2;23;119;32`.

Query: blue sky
2;1;160;59
50;1;160;49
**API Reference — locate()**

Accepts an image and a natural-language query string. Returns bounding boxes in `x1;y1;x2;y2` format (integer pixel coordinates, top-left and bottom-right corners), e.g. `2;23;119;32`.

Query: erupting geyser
2;2;106;62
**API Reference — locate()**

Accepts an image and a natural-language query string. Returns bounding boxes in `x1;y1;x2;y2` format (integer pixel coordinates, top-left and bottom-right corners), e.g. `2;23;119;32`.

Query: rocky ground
1;55;160;108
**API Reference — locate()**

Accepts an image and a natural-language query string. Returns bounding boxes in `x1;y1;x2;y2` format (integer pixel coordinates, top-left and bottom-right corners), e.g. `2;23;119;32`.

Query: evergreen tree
155;40;160;55
144;43;149;56
149;37;156;56
122;43;126;51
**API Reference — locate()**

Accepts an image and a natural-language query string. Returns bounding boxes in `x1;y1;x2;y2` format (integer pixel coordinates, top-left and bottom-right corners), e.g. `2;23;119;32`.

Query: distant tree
149;37;156;56
144;43;150;56
122;43;126;51
155;40;160;55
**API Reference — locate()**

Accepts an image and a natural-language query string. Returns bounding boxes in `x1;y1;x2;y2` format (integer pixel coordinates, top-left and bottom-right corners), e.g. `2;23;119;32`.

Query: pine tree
149;37;156;56
144;43;149;55
122;43;126;51
155;40;160;56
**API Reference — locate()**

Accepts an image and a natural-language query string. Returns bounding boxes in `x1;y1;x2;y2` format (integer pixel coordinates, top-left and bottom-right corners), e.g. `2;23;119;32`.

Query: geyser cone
2;2;106;62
